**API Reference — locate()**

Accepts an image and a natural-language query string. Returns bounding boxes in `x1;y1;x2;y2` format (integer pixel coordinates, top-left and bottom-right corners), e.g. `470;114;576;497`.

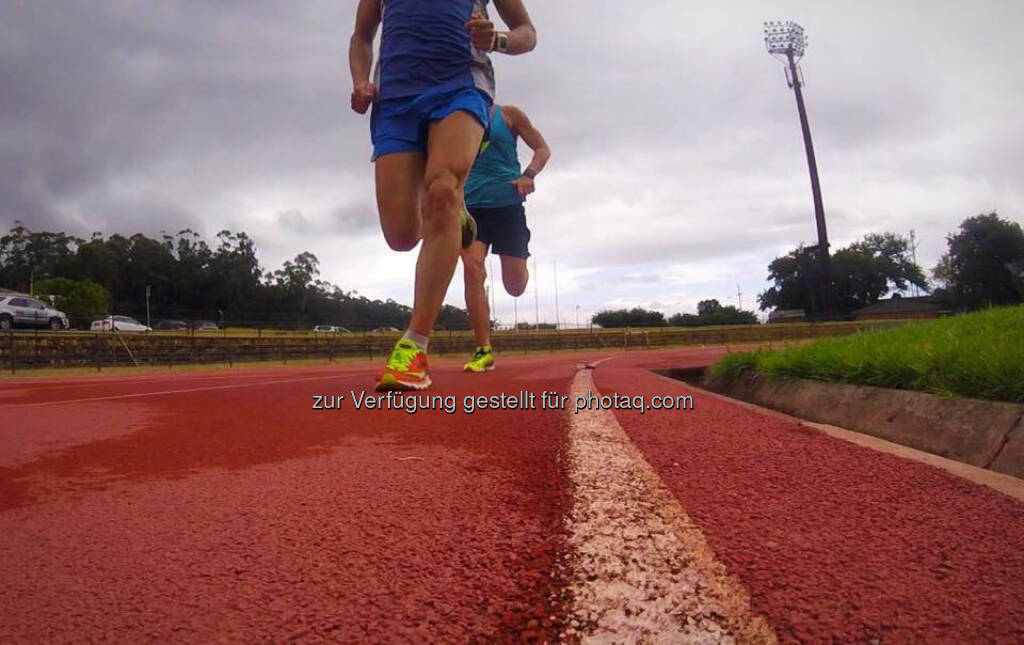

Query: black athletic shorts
467;203;531;259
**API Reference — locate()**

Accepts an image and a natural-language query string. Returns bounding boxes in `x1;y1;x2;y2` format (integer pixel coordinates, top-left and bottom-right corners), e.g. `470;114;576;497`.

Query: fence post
9;332;15;375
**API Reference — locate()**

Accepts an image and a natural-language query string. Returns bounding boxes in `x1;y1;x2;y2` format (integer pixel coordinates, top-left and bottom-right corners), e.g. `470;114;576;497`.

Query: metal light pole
553;261;560;331
533;257;539;329
488;256;496;326
764;20;832;316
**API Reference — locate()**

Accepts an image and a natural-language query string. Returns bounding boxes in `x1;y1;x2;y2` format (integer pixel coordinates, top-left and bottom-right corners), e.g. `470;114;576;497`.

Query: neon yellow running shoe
461;206;477;249
463;346;495;373
376;339;431;391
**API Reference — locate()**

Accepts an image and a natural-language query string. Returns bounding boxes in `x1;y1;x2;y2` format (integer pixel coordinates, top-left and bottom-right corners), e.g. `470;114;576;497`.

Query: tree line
592;212;1023;328
592;300;758;328
758;212;1023;314
0;222;470;330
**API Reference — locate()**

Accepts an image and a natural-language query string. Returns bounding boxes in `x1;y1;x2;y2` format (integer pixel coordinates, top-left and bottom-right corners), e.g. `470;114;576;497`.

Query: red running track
0;357;587;642
598;350;1024;643
1;348;1022;643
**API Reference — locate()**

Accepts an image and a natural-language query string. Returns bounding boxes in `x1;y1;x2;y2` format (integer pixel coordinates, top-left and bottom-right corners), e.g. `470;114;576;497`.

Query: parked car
153;319;189;330
191;320;219;331
91;315;151;332
313;325;352;333
0;295;69;330
371;326;401;333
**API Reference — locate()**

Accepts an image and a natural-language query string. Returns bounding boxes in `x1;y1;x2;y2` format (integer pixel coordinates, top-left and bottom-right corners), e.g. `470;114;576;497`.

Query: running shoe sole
375;372;432;392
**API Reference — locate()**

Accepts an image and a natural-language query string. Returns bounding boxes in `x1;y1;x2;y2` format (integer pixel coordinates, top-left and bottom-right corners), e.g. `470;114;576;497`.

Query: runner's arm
467;0;536;54
506;106;550;176
505;106;550;198
349;0;381;113
494;0;537;54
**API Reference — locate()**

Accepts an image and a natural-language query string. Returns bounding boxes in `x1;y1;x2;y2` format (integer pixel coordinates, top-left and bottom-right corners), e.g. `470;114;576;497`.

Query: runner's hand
466;13;496;51
351;81;376;114
511;176;535;199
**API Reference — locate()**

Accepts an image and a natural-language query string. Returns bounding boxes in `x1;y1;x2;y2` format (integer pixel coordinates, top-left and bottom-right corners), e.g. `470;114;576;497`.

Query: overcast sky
3;1;1022;326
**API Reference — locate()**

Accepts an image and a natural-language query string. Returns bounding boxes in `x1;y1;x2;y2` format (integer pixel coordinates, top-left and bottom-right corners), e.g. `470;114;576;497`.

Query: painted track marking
562;368;776;643
7;374;343;408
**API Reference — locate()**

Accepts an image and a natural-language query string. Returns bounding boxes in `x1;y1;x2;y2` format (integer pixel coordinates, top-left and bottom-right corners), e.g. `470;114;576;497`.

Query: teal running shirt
465;106;523;208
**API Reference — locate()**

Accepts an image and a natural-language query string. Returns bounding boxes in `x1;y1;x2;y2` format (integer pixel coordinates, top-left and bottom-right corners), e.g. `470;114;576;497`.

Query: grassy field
709;306;1024;403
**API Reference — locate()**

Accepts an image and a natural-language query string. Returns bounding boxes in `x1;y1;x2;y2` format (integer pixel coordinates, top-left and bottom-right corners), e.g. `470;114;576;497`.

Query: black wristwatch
523;168;537;179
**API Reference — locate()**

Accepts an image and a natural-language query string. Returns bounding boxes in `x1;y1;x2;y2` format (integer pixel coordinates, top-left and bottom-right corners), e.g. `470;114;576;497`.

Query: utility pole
145;285;152;328
737;284;743;310
489;256;496;328
553;260;560;331
533;257;539;328
765;20;832;317
909;229;920;296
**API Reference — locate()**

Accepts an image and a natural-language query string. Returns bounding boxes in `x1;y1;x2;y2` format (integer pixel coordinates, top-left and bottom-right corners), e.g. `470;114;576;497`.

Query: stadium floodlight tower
764;20;832;316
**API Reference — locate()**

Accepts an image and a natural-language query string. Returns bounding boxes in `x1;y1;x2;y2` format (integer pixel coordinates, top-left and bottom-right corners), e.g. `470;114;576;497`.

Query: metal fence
0;320;907;373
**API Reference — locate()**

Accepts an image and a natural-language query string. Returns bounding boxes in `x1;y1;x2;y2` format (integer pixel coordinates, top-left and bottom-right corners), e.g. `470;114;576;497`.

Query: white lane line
7;374;344;408
562;369;776;643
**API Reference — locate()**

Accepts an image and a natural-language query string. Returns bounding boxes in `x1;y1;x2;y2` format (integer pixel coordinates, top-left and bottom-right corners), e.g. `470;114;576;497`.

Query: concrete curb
706;373;1024;479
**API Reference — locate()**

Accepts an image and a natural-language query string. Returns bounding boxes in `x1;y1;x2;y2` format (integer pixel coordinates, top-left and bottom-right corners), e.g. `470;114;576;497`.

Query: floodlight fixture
763;20;806;61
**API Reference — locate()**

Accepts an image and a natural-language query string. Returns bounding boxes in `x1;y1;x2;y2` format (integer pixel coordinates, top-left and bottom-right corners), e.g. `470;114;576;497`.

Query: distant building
768;309;807;324
852;295;950;321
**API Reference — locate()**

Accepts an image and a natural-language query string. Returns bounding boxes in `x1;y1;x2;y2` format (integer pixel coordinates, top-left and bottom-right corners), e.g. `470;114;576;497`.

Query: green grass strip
709;305;1024;403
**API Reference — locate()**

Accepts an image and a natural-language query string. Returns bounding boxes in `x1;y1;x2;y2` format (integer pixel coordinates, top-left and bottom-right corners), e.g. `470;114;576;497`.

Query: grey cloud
2;1;1022;316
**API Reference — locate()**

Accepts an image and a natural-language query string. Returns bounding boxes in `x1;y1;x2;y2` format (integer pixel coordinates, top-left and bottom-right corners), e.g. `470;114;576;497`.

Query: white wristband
495;32;510;53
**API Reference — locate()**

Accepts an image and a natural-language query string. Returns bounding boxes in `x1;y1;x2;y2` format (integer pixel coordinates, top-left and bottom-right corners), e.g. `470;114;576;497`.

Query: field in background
709;306;1024;403
1;320;909;374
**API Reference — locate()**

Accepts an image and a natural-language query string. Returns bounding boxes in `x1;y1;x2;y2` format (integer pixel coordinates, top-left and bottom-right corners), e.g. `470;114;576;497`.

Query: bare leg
462;241;491;347
499;255;529;297
407;111;484;336
374;152;426;251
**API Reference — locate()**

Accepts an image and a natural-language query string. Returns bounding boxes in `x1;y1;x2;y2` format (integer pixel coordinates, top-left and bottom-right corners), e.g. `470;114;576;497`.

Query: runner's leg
407;110;484;336
500;255;529;297
374;152;426;252
462;240;491;347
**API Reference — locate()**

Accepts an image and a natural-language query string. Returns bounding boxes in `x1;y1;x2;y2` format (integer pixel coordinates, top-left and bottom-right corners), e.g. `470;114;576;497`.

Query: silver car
91;315;151;332
313;325;351;333
0;295;69;330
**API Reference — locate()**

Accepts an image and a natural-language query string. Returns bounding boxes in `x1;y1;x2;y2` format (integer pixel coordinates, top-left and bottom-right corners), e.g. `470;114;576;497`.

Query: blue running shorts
370;86;491;161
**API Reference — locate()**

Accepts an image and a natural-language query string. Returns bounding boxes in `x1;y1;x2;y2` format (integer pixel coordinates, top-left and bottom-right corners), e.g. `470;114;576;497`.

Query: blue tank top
378;0;487;100
465;106;523;208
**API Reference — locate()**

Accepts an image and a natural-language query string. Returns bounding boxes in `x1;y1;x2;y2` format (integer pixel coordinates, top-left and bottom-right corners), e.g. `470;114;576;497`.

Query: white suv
0;295;70;330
